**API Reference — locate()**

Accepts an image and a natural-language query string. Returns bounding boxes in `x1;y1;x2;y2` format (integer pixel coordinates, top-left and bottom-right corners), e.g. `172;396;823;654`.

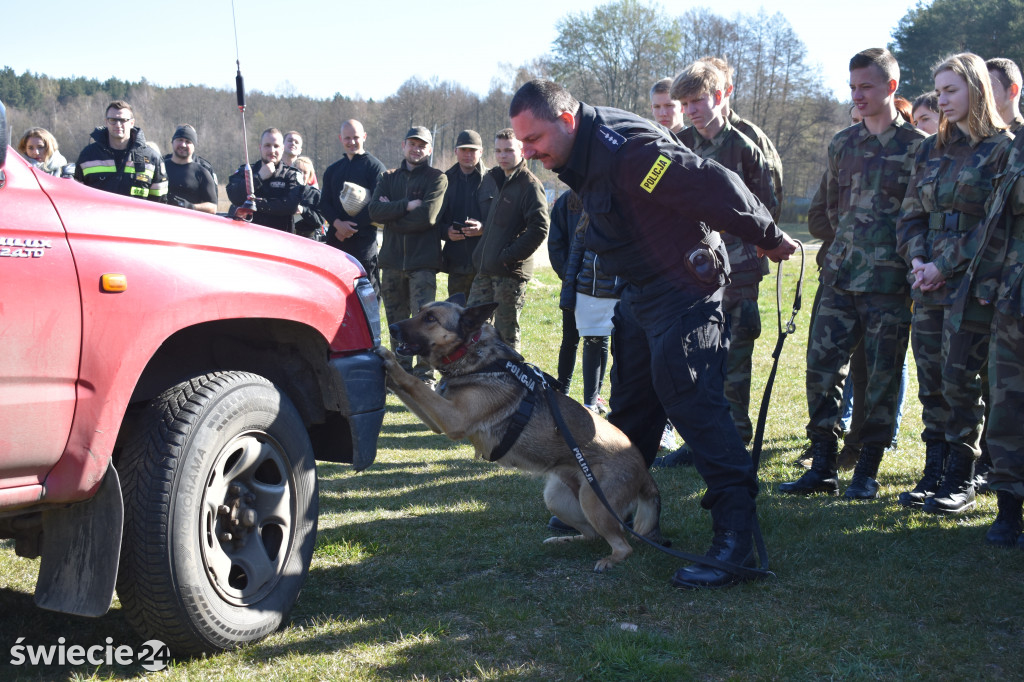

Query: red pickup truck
0;101;386;654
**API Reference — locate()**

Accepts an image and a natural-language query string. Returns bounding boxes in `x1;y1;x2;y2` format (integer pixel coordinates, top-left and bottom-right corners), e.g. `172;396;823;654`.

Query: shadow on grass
272;409;1024;679
0;590;146;680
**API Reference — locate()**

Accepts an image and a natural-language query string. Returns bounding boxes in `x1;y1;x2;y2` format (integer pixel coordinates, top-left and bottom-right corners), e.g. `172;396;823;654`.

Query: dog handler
510;80;797;589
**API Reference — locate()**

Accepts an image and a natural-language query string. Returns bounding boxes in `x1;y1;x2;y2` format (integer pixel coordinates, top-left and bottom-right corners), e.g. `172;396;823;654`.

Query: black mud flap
35;463;123;617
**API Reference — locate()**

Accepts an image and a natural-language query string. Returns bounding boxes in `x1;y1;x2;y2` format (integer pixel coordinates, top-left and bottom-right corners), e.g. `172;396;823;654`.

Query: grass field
2;230;1022;680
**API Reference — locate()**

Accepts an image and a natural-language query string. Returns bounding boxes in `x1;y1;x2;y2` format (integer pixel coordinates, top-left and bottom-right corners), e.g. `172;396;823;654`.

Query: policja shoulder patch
641;155;670;194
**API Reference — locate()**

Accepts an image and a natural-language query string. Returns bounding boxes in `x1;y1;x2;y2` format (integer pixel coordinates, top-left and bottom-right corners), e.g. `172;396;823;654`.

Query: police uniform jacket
226;160;317;233
319;152;387;261
473;160;550;281
74;127;168;202
369;160;448;271
556;103;783;291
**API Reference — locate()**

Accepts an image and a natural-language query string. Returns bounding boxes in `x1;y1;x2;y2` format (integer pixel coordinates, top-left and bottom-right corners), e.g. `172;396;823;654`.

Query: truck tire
116;371;318;655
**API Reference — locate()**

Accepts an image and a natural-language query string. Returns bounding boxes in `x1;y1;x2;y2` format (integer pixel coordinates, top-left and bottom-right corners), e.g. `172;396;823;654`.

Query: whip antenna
230;0;256;221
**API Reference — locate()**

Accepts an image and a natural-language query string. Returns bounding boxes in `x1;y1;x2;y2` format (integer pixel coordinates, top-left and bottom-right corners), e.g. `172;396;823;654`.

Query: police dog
376;295;663;572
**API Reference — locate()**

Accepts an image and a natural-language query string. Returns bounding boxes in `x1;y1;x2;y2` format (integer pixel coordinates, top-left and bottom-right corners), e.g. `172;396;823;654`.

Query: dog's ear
459;302;500;337
446;292;467;307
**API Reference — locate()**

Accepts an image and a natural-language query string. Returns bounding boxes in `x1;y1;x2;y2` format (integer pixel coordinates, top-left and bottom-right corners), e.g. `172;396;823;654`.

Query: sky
5;0;922;103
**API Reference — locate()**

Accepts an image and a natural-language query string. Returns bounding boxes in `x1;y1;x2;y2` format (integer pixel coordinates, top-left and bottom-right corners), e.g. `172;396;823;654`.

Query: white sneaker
660;423;678;450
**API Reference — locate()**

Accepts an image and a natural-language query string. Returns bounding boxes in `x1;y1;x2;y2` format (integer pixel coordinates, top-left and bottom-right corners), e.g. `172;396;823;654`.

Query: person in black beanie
165;124;218;214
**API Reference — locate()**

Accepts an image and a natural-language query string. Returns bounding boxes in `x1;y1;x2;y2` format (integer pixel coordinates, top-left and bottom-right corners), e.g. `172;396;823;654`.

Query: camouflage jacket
728;110;783;221
961;133;1024;320
679;120;775;286
823;119;926;294
896;126;1013;307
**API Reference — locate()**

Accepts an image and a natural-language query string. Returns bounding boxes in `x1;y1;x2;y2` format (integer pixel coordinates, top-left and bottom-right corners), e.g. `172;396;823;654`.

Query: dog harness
480;359;556;462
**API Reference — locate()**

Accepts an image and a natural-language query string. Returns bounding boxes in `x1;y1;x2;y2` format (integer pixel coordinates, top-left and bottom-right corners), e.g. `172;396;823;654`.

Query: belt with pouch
928;210;981;232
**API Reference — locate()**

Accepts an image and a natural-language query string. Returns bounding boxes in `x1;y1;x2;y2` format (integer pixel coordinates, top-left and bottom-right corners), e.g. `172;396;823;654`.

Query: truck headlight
354;277;381;348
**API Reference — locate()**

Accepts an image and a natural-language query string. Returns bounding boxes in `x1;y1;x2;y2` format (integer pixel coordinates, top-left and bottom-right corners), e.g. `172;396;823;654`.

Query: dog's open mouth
394;342;421;357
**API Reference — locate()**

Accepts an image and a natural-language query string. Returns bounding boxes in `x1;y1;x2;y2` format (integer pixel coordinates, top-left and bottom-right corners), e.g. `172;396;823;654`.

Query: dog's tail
631;476;661;538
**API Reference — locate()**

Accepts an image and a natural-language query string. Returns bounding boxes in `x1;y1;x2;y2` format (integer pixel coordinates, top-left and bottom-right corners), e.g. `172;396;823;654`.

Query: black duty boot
779;440;839;495
985;491;1024;547
844;444;885;499
670;529;762;589
922;451;976;514
897;440;947;508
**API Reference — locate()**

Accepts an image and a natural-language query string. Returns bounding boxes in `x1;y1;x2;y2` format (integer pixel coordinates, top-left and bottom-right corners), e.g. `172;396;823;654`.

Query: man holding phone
439;130;488;299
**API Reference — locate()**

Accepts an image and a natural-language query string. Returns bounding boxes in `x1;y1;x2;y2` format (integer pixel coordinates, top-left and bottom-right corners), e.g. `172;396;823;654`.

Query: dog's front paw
375;346;401;371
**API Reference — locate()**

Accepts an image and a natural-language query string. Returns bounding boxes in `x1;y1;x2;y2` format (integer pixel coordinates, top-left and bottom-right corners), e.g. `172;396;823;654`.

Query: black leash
750;241;806;470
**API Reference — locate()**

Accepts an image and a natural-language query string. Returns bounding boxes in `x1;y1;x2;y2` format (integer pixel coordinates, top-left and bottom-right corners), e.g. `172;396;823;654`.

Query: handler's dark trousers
609;278;758;532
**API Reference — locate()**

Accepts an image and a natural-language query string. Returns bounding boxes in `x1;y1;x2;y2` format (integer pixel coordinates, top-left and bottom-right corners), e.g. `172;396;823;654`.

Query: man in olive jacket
468;128;550;351
368;126;448;382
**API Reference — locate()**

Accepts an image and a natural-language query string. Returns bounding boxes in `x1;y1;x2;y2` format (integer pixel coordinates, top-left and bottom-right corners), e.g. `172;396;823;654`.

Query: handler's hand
759;232;798;262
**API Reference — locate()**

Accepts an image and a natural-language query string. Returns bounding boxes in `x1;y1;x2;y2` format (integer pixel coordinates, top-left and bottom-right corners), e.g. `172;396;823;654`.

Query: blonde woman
895;53;1013;514
17;127;69;176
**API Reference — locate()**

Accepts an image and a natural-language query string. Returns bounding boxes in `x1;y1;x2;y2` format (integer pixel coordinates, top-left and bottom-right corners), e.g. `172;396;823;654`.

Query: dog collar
439;330;482;365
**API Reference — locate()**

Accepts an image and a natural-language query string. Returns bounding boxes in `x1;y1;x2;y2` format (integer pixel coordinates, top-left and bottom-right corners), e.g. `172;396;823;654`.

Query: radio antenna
230;0;256;221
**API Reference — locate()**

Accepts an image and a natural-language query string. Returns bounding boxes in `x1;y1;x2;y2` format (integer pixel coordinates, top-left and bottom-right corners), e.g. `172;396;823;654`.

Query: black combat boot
779;440;839;495
897;440;947;508
844;444;885;499
670;529;761;589
985;491;1023;547
922;450;976;514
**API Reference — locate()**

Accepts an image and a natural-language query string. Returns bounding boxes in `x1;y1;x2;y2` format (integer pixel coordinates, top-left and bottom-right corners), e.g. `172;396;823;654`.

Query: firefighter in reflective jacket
74;100;168;202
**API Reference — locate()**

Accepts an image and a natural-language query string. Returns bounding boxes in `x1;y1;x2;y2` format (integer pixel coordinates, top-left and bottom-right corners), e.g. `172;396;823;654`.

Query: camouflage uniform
896;127;1013;461
806;120;925;448
679;121;777;443
728;110;783;222
963;134;1024;497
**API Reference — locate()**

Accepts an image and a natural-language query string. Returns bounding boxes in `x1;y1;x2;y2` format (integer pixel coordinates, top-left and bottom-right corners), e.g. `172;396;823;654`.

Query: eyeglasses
106;117;133;124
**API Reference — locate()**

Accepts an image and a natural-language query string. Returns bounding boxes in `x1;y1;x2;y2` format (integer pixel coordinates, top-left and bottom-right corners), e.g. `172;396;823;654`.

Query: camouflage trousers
987;308;1024;497
381;268;437;381
467;274;528;352
912;304;988;460
722;284;761;444
805;285;911;445
446;272;476;303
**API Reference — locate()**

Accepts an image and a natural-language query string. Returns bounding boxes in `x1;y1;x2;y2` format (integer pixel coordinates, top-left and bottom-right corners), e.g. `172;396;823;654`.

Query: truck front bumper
318;350;387;471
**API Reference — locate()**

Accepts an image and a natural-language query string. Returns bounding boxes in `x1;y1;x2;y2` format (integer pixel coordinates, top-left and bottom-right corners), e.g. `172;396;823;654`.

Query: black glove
171;196;195;211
